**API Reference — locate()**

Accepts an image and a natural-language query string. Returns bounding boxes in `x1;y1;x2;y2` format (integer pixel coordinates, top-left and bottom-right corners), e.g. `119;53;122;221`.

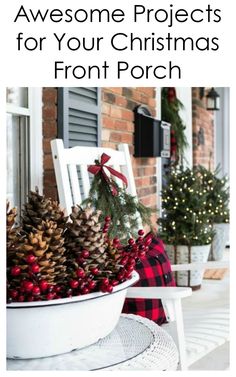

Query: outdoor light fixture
199;87;220;111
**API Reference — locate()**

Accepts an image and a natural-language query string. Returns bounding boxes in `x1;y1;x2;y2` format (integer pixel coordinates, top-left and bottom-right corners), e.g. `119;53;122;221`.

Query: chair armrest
171;260;229;271
126;286;192;300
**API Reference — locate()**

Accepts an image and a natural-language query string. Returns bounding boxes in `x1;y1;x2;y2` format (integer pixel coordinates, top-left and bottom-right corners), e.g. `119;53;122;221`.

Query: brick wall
101;87;157;211
192;87;215;169
42;88;58;199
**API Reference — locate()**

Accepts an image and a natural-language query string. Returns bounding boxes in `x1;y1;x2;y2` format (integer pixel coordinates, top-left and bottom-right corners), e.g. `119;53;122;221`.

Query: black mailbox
134;105;171;158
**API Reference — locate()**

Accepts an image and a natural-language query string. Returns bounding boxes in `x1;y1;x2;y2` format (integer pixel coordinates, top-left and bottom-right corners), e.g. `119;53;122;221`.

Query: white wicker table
7;314;179;371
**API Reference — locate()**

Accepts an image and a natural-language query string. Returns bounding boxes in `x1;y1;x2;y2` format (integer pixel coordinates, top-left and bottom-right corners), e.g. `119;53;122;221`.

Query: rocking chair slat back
50;139;138;216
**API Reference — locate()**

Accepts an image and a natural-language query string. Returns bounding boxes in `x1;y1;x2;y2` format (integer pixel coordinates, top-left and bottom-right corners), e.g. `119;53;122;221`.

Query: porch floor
182;249;230;370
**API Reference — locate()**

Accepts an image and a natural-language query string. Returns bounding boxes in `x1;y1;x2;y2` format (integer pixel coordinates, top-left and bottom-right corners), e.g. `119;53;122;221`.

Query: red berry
39;280;48;292
46;293;55;301
81;250;90;259
138;250;146;258
81;287;90;295
9;289;18;299
27;296;34;302
105;216;111;222
128;257;136;266
128;238;135;246
113;237;120;245
126;264;134;272
47;284;54;293
145;236;152;246
76;268;86;278
138;229;145;236
100;285;108;293
106;285;113;293
111;280;119;286
26;254;36;264
120;256;128;265
54;285;61;293
137;237;143;243
139;244;145;251
24;281;34;292
88;280;96;290
125;271;133;279
32;286;41;296
76;257;85;265
18;295;25;302
90;267;100;276
69;280;79;289
117;271;125;281
11;266;21;276
31;263;40;274
101;277;109;286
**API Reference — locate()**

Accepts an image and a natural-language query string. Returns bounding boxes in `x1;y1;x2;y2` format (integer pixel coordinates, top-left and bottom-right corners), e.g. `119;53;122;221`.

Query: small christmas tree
158;167;215;246
83;153;153;241
197;165;229;224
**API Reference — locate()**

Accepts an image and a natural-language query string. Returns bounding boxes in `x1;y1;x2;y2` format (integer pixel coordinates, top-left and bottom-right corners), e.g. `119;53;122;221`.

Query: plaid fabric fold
122;235;175;325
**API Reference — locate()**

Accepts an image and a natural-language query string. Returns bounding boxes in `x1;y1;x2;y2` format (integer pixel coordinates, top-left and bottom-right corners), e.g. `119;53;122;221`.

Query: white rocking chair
51;139;229;370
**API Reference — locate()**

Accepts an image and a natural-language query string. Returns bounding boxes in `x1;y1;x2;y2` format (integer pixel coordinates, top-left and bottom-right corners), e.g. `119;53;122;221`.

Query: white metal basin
7;271;139;359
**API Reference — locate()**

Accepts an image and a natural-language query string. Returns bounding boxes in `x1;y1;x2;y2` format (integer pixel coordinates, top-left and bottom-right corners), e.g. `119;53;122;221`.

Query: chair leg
162;298;188;370
173;299;188;370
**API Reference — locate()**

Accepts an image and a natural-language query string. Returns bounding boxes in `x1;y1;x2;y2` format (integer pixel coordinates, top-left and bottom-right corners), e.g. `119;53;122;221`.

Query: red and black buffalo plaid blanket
122;234;175;325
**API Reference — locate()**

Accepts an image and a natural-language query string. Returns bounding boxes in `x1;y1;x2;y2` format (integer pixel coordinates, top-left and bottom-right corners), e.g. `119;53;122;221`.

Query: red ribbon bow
88;153;128;196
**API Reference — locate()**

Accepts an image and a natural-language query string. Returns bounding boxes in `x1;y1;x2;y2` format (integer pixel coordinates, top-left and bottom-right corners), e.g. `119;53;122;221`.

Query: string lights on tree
158;167;215;246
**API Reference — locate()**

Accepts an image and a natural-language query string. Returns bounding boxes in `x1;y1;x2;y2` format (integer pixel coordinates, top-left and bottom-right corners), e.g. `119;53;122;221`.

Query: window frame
6;87;43;203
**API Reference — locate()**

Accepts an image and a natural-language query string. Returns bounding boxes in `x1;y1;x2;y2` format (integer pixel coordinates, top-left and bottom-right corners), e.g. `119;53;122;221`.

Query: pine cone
22;189;67;231
6;202;25;264
65;206;108;278
21;190;68;285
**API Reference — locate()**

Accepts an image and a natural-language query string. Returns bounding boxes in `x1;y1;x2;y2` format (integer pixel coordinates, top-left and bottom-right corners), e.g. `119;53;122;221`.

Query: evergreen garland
83;170;153;241
158;166;215;246
161;87;189;165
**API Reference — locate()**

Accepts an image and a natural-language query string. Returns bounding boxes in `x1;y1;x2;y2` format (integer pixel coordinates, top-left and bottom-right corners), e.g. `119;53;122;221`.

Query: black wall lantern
134;105;171;158
199;87;220;111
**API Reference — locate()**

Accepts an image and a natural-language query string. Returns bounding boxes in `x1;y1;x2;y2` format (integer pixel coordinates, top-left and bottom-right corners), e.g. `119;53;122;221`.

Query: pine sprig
83;173;153;241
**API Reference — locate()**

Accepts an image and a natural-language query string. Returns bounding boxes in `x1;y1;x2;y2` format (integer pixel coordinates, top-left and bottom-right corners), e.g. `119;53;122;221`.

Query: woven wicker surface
7;314;178;371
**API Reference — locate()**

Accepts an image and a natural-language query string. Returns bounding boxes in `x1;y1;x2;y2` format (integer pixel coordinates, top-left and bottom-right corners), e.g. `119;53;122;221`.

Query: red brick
121;109;134;121
43;121;57;138
109;132;122;143
43;88;57;104
43;138;53;154
110;107;122;119
115;96;127;107
121;133;133;144
44;155;54;170
114;120;134;132
43;106;57;121
102;116;115;129
44;186;58;201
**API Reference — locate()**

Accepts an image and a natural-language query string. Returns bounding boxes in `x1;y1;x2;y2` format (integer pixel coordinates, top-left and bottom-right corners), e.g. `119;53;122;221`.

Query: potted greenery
7;191;150;359
158;167;215;290
197;166;230;261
